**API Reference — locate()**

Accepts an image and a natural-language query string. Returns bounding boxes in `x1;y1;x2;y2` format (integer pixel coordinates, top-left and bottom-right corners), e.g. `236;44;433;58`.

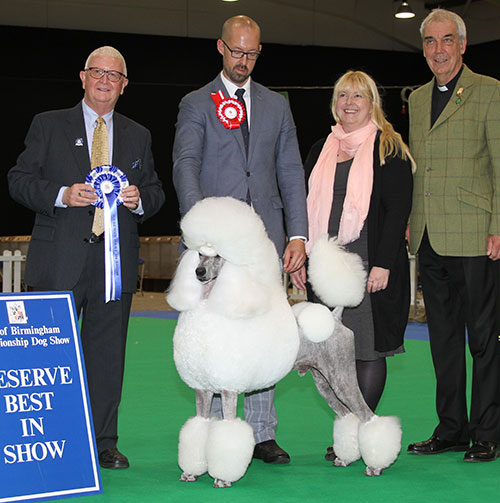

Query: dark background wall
2;25;498;237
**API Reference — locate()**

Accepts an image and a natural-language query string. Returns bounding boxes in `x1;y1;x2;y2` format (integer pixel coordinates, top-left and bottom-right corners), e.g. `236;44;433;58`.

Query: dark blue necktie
235;88;249;156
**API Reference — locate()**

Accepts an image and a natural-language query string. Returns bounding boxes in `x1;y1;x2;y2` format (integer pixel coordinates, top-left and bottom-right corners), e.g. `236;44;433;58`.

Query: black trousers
418;230;500;443
72;242;132;452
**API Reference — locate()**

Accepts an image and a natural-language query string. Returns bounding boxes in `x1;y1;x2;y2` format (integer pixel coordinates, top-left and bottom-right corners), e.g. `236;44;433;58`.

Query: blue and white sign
0;292;101;503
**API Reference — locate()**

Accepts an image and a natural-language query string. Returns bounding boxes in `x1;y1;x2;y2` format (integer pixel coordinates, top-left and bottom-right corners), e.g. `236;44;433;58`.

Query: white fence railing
0;250;26;293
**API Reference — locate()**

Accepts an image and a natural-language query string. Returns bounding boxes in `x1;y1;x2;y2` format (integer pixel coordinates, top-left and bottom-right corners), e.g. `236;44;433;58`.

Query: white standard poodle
167;196;401;488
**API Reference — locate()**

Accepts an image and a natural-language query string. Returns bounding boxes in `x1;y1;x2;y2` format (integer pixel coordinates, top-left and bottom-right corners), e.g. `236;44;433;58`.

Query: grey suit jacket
172;74;308;256
8;102;165;292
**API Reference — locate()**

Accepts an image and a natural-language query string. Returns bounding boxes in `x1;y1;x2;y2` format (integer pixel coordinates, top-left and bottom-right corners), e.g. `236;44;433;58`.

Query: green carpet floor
73;317;498;503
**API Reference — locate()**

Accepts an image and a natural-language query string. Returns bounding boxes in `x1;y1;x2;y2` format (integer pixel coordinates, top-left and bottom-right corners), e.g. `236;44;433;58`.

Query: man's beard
227;64;249;84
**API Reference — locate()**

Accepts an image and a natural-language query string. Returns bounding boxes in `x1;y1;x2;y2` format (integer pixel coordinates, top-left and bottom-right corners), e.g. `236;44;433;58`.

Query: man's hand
487;234;500;261
283;239;306;273
290;265;307;291
367;266;390;293
121;185;140;210
62;183;97;207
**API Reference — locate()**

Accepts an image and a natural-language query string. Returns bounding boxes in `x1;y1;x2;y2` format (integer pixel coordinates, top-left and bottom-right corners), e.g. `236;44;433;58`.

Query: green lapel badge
456;87;464;104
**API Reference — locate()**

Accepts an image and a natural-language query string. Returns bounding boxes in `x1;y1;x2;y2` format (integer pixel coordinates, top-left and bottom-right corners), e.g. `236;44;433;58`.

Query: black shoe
407;435;469;455
464;441;500;462
99;448;130;469
253;440;290;464
325;445;337;461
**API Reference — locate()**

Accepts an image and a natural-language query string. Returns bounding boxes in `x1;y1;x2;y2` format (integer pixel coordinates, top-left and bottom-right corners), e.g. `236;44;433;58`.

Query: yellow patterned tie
90;117;109;236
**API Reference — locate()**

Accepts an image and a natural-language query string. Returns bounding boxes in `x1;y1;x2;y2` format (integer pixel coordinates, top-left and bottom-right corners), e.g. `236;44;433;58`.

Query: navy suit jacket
8;102;165;292
172;74;307;256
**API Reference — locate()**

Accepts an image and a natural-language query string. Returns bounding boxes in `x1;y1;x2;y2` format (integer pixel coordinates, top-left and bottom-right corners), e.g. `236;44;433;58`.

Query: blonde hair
331;70;414;168
84;46;127;77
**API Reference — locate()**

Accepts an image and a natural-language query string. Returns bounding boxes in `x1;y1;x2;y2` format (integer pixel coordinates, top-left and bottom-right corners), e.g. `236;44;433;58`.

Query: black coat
304;132;413;352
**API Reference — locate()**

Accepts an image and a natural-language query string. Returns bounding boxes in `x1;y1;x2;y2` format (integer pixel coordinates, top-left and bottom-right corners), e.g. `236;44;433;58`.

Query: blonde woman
292;71;414;460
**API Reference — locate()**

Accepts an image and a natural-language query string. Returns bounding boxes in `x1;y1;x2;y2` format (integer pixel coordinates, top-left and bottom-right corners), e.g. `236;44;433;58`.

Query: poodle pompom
166;250;203;311
292;302;334;343
358;415;402;470
333;413;361;465
308;235;366;308
206;418;255;483
178;416;212;476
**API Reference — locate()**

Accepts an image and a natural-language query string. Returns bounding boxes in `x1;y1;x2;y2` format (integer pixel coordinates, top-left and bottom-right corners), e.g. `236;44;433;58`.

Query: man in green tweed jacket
407;9;500;462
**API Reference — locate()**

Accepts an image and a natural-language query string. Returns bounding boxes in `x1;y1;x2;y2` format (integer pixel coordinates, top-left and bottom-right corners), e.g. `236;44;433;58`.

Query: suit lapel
413;82;433;135
248;81;262;164
64;103;91;177
212;75;247;161
112;113;128;171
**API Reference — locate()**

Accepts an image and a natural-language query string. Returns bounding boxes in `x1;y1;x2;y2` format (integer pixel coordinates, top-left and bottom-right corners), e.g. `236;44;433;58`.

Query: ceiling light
395;1;415;19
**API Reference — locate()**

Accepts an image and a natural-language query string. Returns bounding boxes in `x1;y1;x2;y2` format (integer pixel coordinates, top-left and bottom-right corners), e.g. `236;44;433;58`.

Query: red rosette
211;91;245;130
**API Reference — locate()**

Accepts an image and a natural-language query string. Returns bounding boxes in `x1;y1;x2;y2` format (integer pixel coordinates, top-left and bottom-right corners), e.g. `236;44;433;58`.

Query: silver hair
420;8;467;41
84;46;127;77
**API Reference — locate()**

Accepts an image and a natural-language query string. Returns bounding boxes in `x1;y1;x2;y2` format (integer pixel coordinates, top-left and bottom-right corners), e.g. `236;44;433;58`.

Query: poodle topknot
181;196;281;284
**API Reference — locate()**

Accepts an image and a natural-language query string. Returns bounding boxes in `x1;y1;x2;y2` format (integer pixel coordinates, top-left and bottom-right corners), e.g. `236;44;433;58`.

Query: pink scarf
306;121;378;254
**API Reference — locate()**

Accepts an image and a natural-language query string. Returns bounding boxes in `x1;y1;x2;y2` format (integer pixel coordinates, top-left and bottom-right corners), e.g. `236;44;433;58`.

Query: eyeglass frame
85;67;127;82
220;39;261;61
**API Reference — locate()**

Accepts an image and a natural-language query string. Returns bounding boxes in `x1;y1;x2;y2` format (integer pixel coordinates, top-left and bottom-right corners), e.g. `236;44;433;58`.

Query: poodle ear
207;262;270;319
166;250;203;311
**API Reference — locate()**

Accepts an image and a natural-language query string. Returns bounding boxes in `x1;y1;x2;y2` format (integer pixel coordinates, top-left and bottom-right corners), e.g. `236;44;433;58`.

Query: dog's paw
333;458;349;467
180;472;198;482
213;478;232;488
365;466;383;477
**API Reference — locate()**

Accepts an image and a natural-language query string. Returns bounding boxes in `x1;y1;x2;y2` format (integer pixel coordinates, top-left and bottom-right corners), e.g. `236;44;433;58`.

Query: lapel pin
131;159;142;169
75;138;84;146
456;87;464;104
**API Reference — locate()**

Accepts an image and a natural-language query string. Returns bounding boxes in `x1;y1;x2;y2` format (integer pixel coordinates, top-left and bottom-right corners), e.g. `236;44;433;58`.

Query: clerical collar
434;65;464;94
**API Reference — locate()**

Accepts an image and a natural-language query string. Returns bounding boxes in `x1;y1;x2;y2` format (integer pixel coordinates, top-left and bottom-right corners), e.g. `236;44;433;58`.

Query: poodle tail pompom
333;413;361;465
292;302;334;343
308;235;366;308
178;415;212;477
359;415;402;470
206;418;255;483
166;250;203;311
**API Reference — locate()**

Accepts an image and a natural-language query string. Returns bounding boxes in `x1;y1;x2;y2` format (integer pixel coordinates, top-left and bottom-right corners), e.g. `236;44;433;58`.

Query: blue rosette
85;165;129;302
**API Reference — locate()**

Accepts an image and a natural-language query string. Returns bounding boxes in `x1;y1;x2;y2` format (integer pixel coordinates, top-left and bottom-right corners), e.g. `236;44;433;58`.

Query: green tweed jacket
408;65;500;256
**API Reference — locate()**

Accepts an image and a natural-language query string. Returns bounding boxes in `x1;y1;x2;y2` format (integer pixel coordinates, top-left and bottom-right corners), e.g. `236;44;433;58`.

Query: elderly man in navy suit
8;46;165;469
172;15;308;464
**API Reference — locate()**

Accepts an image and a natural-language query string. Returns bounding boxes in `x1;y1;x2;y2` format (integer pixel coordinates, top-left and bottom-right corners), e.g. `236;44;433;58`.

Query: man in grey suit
173;15;308;464
8;46;165;469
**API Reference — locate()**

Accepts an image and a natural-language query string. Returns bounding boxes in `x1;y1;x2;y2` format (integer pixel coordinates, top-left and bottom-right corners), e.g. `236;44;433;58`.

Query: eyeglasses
221;40;260;61
85;67;127;83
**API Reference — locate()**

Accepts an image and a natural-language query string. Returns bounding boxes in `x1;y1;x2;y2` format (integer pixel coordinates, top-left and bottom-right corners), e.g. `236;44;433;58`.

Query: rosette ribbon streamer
85;165;129;302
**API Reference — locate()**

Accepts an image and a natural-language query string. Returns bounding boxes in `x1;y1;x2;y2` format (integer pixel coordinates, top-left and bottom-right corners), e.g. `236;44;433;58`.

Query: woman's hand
367;266;390;293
